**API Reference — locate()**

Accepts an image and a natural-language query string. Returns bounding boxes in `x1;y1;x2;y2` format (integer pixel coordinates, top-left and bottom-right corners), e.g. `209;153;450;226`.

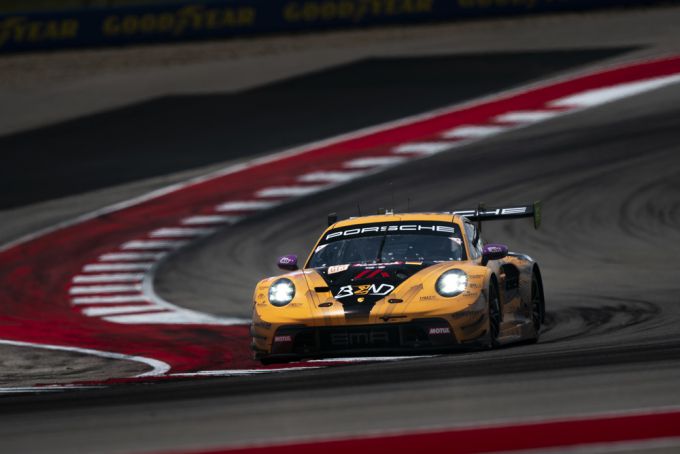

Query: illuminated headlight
436;270;468;297
268;278;295;306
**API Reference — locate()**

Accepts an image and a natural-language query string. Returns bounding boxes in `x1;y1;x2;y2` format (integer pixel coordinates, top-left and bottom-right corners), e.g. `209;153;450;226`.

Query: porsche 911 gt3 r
251;203;545;364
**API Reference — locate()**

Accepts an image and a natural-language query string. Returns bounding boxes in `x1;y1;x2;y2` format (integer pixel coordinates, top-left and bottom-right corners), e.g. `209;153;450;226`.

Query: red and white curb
1;55;679;390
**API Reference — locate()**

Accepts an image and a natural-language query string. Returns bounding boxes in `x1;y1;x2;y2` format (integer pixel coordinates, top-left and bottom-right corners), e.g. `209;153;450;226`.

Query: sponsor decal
335;283;395;299
328;264;349;274
329;331;390;346
278;256;296;265
283;0;433;24
324;222;457;242
428;327;451;335
453;206;528;217
274;335;293;343
354;269;390;279
101;5;256;37
420;295;436;301
0;16;79;48
352;261;403;268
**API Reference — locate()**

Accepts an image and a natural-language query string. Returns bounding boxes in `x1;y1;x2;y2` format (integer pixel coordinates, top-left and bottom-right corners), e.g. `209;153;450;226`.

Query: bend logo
335;284;395;299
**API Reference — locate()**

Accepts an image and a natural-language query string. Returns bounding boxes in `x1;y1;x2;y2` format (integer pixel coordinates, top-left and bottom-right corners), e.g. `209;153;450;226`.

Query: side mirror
481;244;508;266
277;255;298;271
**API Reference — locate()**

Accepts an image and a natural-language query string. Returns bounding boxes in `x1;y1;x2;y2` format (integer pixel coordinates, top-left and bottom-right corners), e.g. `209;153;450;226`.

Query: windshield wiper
375;234;387;263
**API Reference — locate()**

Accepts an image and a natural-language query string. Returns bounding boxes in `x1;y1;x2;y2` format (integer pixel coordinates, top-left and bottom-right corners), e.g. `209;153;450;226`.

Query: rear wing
452;201;542;230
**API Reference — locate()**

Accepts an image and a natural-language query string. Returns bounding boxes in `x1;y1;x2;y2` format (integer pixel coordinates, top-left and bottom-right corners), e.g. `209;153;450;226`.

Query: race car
251;203;545;363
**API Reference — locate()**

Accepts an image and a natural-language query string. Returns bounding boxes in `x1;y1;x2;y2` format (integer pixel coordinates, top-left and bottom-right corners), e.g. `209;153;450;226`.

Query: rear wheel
488;280;501;348
530;273;544;341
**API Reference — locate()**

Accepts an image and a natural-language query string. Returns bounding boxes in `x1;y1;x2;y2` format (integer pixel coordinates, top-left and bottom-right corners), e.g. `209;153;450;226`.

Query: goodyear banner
0;0;671;53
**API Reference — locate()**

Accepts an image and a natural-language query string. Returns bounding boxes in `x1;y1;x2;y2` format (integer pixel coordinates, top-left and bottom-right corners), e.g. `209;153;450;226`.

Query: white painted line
99;252;165;261
215;200;277;212
0;385;104;394
71;295;149;305
102;307;248;325
392;142;458;155
150;227;216;238
82;305;165;317
102;311;203;324
297;170;368;183
135;257;251;326
441;125;508;139
69;284;142;295
0;339;170;377
494;110;564;123
83;263;153;272
121;240;187;250
181;215;242;225
307;355;435;363
256;185;327;198
72;273;144;283
344;156;408;168
550;74;680;108
170;367;321;377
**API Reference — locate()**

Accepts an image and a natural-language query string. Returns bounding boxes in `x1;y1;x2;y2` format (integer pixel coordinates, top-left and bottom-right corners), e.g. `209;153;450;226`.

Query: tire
488;279;501;348
529;272;544;342
259;357;276;365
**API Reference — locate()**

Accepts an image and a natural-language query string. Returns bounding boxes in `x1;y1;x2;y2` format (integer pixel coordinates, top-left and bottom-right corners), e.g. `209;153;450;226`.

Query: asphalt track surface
0;48;628;209
1;52;680;453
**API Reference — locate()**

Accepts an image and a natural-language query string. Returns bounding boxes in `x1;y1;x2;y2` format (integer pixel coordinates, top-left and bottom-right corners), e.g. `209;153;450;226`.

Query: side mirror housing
481;244;508;266
277;255;298;271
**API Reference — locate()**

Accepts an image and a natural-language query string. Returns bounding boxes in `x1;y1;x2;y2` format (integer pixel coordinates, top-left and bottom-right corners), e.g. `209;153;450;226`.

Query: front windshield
308;222;465;268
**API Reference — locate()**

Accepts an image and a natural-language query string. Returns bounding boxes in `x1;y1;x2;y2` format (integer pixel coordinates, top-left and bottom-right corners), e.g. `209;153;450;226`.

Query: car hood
311;261;433;318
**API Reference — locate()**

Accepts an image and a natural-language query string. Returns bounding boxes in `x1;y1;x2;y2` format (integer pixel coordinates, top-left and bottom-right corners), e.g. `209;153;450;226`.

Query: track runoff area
1;55;680;449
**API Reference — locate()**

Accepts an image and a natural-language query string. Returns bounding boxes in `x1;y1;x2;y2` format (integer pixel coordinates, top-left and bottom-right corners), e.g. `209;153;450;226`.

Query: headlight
436;270;467;297
268;278;295;306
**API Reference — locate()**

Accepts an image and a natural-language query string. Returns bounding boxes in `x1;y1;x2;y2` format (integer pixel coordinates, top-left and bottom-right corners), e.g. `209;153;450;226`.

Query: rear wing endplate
452;201;542;230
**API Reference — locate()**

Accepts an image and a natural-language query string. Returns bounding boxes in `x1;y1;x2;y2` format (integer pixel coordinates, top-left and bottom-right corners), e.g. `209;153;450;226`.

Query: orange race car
251;203;545;363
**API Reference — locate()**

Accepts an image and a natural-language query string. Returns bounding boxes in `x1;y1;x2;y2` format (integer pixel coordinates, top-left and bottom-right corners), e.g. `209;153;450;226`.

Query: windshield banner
322;222;460;243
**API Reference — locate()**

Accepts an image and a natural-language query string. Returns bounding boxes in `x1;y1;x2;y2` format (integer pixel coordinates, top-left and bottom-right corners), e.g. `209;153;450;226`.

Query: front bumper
253;318;481;362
